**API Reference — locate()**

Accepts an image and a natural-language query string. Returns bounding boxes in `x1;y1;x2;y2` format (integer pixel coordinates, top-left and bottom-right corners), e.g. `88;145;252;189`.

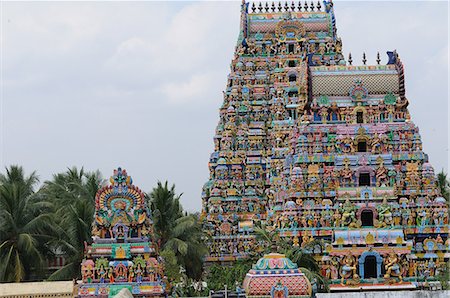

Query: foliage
148;181;183;246
160;249;182;283
437;261;450;290
206;259;253;291
0;166;54;282
39;167;103;281
148;181;207;280
437;170;450;203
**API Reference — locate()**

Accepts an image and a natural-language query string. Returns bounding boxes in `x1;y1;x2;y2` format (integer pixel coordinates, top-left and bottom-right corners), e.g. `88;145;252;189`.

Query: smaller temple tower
78;168;165;297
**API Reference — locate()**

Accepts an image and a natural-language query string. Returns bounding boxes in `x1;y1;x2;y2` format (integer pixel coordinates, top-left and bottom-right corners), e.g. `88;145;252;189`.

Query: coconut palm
0;166;54;282
148;182;206;280
148;181;183;246
39;167;103;280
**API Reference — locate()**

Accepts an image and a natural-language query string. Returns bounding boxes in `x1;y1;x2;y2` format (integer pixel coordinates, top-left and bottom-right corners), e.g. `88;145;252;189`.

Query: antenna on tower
348;53;353;65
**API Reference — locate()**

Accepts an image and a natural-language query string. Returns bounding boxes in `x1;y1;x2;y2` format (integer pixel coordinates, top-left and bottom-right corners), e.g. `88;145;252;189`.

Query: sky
1;0;448;211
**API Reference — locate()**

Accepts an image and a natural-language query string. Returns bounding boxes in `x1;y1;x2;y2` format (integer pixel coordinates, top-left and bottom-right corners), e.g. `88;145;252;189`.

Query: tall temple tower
201;0;449;291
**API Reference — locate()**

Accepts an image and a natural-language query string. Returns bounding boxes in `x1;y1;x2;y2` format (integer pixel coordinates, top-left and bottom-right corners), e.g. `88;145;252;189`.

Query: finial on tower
376;52;381;65
348;53;352;65
362;52;367;65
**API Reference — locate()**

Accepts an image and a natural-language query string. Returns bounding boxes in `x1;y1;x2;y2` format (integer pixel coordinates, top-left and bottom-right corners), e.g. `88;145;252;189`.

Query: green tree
39;167;103;280
206;259;253;291
0;166;54;282
148;182;206;280
437;170;449;202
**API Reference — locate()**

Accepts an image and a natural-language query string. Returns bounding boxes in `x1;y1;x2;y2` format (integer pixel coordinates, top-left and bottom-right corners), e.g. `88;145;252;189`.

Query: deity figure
340;198;357;227
384;252;402;282
371;133;382;154
376;197;393;227
340;162;353;187
340;255;359;285
341;135;354;153
97;264;107;283
108;266;115;283
376;159;388;187
128;266;134;282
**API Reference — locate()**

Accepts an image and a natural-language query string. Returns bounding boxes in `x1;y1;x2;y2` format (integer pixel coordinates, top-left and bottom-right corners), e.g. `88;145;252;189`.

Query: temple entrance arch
359;251;383;279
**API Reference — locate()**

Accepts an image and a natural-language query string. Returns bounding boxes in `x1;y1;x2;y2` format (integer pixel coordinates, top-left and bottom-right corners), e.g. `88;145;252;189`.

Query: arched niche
358;250;383;279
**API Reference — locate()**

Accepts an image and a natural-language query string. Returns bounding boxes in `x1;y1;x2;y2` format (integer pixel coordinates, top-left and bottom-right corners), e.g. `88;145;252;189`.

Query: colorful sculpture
78;168;165;297
202;0;449;292
243;253;312;298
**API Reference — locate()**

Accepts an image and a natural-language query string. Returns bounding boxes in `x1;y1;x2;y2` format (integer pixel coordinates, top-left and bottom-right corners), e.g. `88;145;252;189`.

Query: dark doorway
288;91;298;97
288;60;296;67
357;111;364;123
357;141;367;152
359;173;371;186
289;74;296;82
288;44;294;53
364;256;377;278
361;210;374;226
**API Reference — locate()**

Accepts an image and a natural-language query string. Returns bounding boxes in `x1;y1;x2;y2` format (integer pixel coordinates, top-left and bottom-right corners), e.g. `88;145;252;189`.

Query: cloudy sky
1;0;448;211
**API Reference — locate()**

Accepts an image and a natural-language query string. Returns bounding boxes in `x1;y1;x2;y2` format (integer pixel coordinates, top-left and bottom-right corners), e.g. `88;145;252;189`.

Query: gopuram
201;0;449;291
78;168;166;297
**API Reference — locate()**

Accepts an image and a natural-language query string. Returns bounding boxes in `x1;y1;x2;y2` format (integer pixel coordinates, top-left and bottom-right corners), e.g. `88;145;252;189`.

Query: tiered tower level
201;0;449;291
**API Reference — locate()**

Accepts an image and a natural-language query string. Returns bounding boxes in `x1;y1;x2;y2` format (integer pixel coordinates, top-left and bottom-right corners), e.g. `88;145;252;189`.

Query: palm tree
148;182;206;280
165;213;207;279
148;181;183;246
39;167;103;280
0;166;54;282
437;170;449;202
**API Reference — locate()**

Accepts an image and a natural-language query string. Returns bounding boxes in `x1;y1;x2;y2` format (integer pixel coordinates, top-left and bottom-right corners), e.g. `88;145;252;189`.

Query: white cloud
161;72;217;104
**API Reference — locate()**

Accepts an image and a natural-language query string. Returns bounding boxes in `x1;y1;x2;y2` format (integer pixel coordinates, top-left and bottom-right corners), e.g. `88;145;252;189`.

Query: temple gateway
201;0;449;292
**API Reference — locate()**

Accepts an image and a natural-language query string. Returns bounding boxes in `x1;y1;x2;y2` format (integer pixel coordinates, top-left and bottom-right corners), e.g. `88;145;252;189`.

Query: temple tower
201;0;449;291
78;168;166;297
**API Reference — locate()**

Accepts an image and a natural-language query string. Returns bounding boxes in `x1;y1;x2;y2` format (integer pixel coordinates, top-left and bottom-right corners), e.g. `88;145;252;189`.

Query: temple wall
0;281;75;298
